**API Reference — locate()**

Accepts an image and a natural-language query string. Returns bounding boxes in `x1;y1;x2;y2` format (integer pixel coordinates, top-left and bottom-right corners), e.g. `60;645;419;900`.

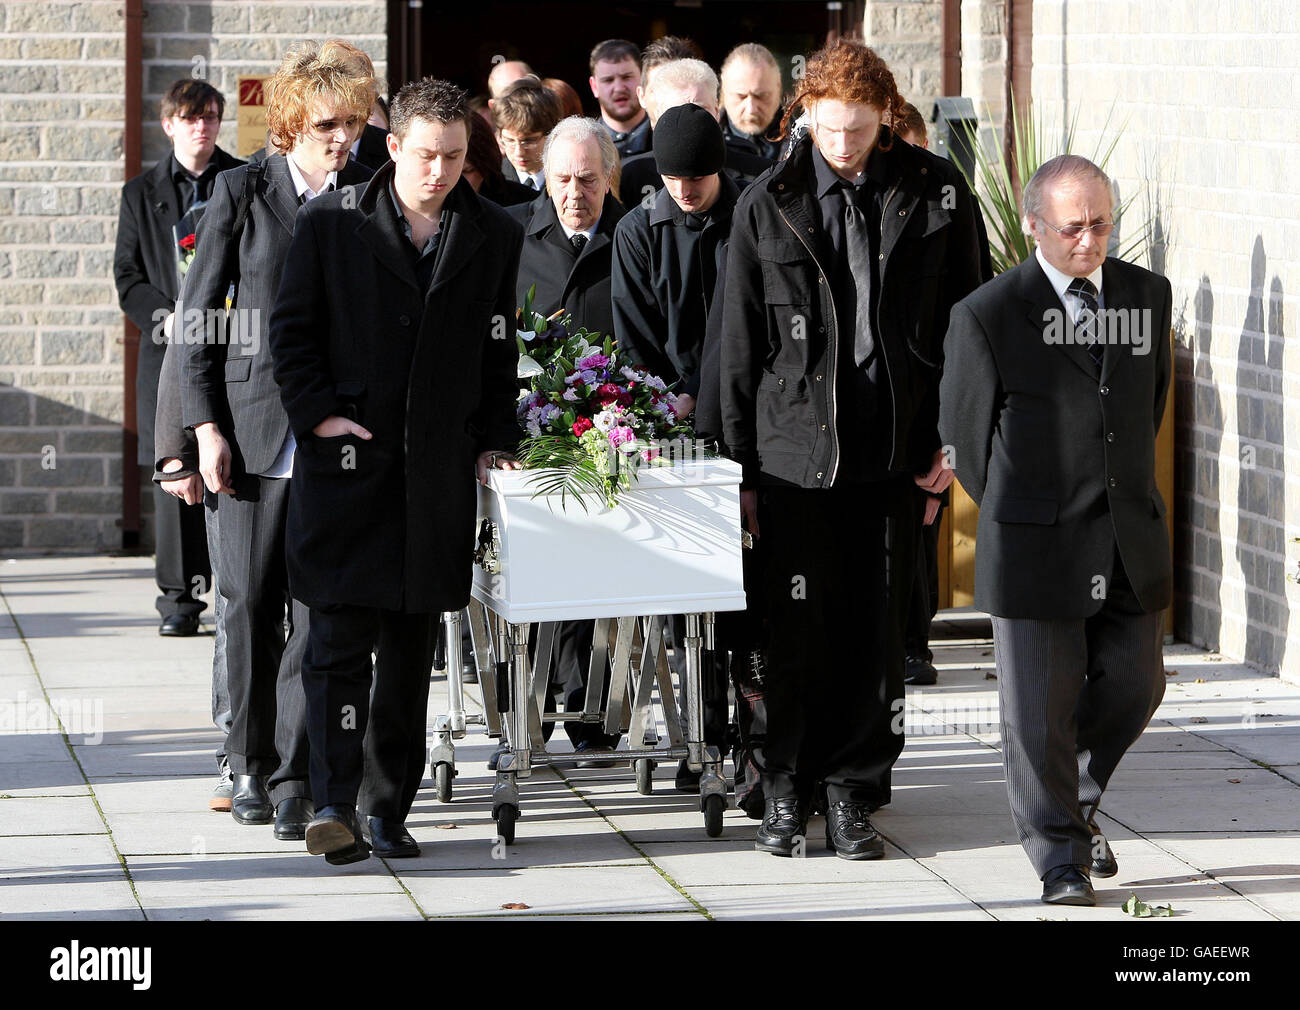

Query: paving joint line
544;765;713;920
0;579;148;919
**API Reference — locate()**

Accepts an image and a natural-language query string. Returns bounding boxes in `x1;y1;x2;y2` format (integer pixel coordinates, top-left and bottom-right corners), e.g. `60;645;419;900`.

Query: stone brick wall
0;0;386;554
861;0;944;120
1031;1;1300;683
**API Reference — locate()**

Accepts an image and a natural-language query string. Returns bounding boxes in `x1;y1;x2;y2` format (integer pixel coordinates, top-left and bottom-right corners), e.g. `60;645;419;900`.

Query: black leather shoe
824;801;885;860
305;804;371;865
1041;864;1095;905
230;774;273;824
754;796;808;856
904;655;938;685
362;816;420;857
1088;822;1118;878
487;742;508;771
273;796;314;841
674;759;701;793
159;613;200;637
573;740;617;769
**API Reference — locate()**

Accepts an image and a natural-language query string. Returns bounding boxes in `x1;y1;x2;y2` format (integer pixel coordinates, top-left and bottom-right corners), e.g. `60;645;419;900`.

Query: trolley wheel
635;758;654;795
434;761;454;803
495;803;518;845
703;793;725;838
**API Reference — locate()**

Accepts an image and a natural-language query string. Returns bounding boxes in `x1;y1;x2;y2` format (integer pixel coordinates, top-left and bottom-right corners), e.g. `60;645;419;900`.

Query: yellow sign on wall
236;76;271;158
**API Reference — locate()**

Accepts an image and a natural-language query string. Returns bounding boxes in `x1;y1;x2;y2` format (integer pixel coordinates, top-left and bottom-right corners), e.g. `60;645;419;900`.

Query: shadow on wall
0;386;160;554
1174;237;1290;674
1235;238;1288;674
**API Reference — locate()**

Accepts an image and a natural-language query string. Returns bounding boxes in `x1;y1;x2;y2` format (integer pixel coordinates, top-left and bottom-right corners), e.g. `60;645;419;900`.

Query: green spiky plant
955;96;1151;275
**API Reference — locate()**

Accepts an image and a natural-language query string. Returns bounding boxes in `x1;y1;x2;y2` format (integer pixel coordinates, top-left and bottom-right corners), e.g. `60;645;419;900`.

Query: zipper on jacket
776;204;838;487
877;180;902;471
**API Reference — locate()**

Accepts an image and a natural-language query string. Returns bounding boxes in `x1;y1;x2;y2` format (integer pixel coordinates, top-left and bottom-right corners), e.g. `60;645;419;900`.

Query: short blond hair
265;39;380;153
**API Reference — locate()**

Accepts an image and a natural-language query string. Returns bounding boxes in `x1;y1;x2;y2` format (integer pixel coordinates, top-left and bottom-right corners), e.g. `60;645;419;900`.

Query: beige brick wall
0;0;386;553
1032;0;1300;684
862;0;944;121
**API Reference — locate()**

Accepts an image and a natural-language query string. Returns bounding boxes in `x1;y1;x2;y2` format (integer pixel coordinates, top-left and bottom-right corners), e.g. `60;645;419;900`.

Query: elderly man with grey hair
720;42;784;160
505;116;627;762
940;153;1173;906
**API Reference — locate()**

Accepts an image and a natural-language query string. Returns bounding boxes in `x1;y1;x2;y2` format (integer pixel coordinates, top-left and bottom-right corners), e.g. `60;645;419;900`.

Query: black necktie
1068;276;1104;368
842;187;875;366
570;233;588;255
524;176;537;190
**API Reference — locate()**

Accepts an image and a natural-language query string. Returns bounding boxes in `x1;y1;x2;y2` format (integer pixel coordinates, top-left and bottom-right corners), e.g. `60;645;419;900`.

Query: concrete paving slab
1141;832;1300;920
0;760;90;795
400;865;696;917
143;893;421;921
639;836;931;886
0;875;143;919
0;732;74;764
0;795;105;836
126;852;406;898
74;740;218;779
690;880;993;921
0;832;122;877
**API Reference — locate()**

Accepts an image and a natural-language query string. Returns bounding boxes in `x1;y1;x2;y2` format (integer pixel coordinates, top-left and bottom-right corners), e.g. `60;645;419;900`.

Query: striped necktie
1068;276;1104;368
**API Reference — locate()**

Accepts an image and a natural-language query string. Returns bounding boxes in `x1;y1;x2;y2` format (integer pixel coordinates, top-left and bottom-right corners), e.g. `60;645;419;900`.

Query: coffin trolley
453;456;746;842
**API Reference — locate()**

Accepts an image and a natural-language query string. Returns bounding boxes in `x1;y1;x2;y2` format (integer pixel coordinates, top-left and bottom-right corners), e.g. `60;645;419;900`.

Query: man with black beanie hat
611;102;740;788
612;102;737;417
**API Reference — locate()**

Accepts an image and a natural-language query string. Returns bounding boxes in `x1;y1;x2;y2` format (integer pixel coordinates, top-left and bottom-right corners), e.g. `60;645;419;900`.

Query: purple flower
576;352;610;371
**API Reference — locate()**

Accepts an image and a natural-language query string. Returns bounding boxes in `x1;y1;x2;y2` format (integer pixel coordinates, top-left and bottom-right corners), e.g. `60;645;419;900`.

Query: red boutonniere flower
179;233;196;251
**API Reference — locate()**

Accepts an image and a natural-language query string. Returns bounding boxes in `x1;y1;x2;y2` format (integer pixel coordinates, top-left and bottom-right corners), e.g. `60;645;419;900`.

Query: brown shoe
209;760;233;812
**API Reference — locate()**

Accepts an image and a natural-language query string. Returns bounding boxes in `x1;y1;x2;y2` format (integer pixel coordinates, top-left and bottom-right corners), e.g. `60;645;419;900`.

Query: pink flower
608;425;636;450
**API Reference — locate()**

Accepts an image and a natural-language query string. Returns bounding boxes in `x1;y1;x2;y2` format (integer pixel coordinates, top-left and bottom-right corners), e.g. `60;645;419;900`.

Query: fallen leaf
1227;778;1241;784
1123;893;1175;918
1165;669;1179;677
984;671;997;680
1189;716;1208;724
434;823;458;829
500;902;530;910
1195;677;1205;683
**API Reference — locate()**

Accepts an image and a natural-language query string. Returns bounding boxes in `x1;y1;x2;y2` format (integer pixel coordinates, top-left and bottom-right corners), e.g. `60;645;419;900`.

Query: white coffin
471;457;746;623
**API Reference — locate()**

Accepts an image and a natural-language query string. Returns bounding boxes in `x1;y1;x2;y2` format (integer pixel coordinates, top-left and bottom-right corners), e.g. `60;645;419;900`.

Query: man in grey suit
940;155;1172;905
177;39;378;840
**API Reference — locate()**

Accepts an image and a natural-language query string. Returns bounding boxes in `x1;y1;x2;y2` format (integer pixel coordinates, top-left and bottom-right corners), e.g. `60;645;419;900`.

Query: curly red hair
781;40;903;148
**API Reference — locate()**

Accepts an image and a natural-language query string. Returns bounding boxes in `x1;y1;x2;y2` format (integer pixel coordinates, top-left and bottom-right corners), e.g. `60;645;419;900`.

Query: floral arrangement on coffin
513;285;696;509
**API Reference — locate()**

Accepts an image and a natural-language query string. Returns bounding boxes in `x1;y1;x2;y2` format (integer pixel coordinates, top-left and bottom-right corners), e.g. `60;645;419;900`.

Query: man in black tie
114;79;242;637
177;39;378;841
270;77;523;865
494;79;561;193
721;41;983;859
940;154;1173;905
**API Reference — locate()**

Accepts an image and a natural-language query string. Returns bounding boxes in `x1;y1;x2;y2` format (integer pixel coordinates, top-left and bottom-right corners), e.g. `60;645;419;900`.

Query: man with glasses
115;79;242;638
940;154;1173;906
493;78;561;192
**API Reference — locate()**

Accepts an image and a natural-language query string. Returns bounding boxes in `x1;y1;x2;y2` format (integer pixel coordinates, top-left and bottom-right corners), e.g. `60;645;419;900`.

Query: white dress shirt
256;156;340;479
1035;246;1105;321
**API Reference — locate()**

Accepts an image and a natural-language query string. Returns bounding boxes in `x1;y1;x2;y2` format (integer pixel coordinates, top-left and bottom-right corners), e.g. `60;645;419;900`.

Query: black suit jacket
506;192;625;337
114;147;243;464
269;162;523;613
353;123;390;170
176;155;374;479
939;254;1173;618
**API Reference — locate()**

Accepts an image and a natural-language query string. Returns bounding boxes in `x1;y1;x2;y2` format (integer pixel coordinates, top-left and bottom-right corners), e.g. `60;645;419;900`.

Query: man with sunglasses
940;154;1173;906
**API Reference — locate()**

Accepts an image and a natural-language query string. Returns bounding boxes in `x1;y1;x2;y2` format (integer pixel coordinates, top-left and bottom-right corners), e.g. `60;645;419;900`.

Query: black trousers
545;620;619;748
905;492;942;661
757;477;917;808
302;603;434;820
991;552;1166;877
215;476;310;802
203;492;231;771
152;482;210;619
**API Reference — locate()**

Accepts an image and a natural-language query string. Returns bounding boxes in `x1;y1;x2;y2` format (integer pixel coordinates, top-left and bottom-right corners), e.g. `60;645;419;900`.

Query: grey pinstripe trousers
991;603;1165;878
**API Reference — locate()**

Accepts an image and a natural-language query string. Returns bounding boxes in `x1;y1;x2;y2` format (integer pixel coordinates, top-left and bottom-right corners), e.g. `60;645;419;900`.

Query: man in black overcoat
506;117;624;338
269;78;523;864
939;154;1172;906
114;79;241;635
